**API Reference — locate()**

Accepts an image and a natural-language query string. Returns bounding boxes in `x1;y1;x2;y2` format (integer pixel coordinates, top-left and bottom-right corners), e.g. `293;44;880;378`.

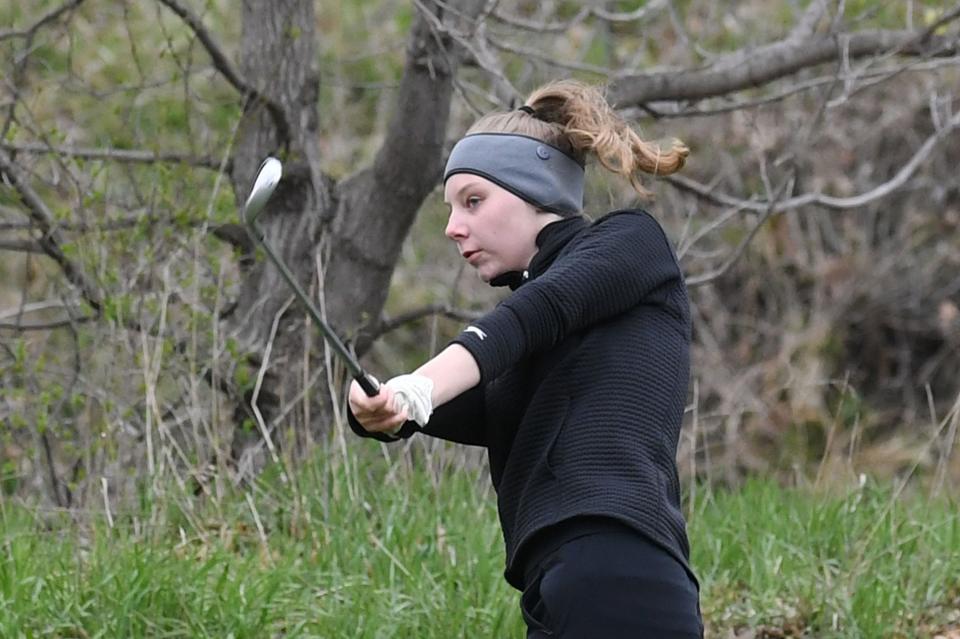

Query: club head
243;157;283;224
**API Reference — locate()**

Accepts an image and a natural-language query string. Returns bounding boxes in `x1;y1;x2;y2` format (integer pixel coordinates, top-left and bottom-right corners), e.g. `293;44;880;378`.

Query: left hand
385;374;435;427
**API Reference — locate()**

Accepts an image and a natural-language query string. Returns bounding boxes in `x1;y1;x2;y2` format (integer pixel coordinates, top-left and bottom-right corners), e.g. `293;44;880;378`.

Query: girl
348;80;702;638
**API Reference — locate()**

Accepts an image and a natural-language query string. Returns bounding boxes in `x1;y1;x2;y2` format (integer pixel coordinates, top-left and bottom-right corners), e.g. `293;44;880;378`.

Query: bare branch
486;33;613;76
664;108;960;213
364;304;483;342
413;0;521;104
154;0;248;96
0;214;144;233
0;299;94;331
685;175;794;287
628;56;960;120
0;152;102;311
0;0;86;41
610;26;960;107
491;0;667;32
0;299;82;320
339;0;490;259
787;0;828;43
592;0;668;23
918;3;960;42
0;316;95;331
154;0;291;145
0;141;227;171
0;238;44;254
491;6;589;33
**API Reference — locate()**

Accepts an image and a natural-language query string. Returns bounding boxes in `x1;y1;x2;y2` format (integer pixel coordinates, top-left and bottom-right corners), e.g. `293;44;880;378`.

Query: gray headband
443;133;585;215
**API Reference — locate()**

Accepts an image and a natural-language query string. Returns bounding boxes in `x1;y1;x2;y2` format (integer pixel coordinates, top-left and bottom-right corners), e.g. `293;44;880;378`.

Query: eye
466;195;482;209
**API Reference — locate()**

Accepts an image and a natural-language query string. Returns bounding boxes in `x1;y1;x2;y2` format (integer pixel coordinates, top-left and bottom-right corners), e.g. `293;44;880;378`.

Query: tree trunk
228;0;484;468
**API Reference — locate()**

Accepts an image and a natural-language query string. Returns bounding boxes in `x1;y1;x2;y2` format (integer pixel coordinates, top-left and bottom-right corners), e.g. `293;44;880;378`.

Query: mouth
463;249;482;263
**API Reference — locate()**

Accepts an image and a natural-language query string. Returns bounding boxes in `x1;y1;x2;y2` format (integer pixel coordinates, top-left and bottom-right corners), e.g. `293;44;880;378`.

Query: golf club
242;157;380;397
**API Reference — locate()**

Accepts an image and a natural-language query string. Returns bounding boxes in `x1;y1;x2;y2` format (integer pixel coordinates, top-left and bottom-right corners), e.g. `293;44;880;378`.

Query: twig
492;6;589;33
247;296;293;483
610;24;960;107
686;174;794;287
154;0;291;146
0;141;227;170
492;0;666;32
592;0;668;23
627;57;960;120
0;0;86;41
0;299;83;321
101;477;114;529
664;108;960;213
0;316;96;331
486;33;613;76
245;492;273;565
0;238;44;254
0;151;102;312
365;304;483;343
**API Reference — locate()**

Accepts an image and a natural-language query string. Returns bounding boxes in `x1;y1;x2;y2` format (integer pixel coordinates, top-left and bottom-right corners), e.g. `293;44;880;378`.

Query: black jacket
348;209;694;590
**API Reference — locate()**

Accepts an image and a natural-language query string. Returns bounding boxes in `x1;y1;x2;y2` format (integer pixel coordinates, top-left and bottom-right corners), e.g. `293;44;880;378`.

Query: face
444;174;559;282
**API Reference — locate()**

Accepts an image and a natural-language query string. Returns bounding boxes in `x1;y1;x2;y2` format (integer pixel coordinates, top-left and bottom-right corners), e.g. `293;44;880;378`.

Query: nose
445;210;467;241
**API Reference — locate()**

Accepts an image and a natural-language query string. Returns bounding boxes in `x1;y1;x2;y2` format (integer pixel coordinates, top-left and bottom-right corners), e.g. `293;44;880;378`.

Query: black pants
520;526;703;638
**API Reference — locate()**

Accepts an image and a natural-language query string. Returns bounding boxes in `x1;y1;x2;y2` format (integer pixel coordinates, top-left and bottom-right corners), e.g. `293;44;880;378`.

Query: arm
453;211;682;383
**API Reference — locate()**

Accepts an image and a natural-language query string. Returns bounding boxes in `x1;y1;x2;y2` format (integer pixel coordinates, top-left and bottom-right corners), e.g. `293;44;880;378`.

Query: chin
475;266;500;283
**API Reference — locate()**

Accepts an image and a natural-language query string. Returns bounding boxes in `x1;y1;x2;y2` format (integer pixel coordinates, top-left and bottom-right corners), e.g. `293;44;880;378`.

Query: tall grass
692;478;960;638
0;448;958;638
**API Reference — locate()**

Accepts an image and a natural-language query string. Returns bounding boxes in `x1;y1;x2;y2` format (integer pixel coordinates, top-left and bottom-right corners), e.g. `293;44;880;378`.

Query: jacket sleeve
452;211;682;384
346;384;487;447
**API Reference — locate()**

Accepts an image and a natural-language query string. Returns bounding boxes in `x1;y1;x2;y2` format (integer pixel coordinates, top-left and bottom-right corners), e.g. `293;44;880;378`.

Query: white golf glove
385;373;434;430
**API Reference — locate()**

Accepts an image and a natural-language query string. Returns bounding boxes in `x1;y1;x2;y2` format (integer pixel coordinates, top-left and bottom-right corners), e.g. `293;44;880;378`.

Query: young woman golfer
348;80;702;638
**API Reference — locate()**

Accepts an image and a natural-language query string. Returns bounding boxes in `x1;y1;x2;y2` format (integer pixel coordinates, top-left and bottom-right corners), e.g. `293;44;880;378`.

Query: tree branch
491;0;667;32
0;300;94;331
0;238;44;254
154;0;291;146
0;152;102;312
626;56;960;120
685;174;794;287
0;316;96;331
787;0;828;43
0;0;86;41
486;33;613;76
609;24;960;107
338;0;488;264
0;141;228;171
364;304;483;342
0;299;81;320
664;108;960;213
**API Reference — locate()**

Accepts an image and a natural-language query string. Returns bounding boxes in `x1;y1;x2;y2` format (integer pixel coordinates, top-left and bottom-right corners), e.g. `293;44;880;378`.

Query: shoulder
577;208;673;249
593;208;661;230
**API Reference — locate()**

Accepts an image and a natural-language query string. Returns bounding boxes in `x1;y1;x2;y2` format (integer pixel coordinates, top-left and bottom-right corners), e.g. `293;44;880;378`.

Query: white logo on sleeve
464;326;487;341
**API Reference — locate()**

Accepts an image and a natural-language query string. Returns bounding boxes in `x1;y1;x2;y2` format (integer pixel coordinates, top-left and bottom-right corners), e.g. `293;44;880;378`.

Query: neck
524;212;564;267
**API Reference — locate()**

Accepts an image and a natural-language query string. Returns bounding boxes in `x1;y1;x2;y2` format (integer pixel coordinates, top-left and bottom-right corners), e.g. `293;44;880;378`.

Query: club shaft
249;222;380;397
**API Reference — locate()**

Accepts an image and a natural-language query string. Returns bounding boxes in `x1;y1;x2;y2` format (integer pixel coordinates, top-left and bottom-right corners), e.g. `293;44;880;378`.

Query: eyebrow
443;179;481;204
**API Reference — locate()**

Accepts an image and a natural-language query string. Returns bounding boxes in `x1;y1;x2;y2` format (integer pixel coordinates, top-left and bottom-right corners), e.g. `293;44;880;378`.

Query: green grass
0;452;958;638
693;478;960;638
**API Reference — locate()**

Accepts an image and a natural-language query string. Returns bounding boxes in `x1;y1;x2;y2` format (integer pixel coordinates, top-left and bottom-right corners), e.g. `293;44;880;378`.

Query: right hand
348;381;408;434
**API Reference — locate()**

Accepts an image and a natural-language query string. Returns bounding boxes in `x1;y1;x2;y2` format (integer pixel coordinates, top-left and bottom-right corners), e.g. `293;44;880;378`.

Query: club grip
355;372;380;397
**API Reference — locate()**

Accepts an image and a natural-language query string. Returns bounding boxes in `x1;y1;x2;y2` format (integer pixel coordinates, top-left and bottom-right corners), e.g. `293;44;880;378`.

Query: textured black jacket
348;209;694;590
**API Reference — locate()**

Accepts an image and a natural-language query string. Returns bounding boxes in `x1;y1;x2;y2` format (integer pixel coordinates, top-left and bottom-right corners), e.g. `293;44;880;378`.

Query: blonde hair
466;80;688;198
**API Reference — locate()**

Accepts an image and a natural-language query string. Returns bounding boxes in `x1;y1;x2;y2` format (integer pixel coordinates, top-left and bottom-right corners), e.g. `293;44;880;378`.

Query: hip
520;520;702;638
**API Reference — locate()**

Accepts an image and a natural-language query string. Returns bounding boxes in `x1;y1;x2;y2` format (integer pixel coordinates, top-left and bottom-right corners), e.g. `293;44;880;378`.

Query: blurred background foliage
0;0;959;511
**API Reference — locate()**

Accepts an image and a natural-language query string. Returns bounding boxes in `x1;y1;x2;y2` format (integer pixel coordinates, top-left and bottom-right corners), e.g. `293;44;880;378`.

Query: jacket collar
489;215;589;290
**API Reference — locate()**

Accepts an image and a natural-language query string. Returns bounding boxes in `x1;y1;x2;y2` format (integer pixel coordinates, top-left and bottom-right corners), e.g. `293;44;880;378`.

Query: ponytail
466;80;688;198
